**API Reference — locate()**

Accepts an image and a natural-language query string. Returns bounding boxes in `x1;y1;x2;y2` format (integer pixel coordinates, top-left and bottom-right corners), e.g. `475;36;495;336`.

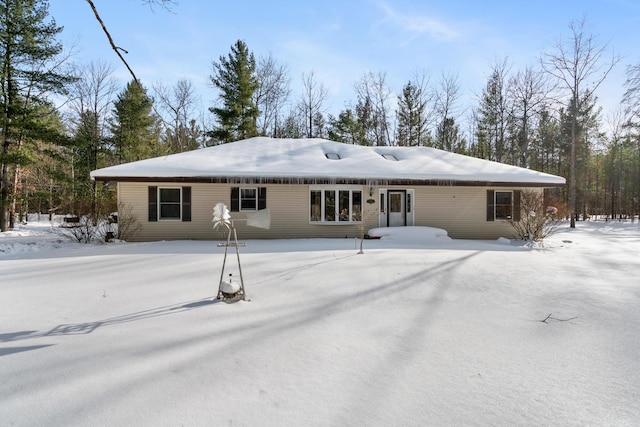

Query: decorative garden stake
212;202;270;302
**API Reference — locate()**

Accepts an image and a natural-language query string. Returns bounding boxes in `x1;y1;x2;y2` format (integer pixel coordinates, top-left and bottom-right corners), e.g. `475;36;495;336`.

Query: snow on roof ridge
90;137;566;185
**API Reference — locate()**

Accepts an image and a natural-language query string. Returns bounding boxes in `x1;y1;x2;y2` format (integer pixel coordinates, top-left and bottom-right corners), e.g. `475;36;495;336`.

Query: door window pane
390;193;402;213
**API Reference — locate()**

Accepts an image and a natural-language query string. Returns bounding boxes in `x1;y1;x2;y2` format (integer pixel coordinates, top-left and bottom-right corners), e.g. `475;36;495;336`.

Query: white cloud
373;0;460;42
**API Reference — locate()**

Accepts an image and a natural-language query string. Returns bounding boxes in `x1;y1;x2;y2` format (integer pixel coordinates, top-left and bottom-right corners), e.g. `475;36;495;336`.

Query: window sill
310;221;362;225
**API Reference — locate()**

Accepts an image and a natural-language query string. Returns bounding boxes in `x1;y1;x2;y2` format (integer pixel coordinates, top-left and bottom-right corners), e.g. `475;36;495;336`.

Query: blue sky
50;0;640;122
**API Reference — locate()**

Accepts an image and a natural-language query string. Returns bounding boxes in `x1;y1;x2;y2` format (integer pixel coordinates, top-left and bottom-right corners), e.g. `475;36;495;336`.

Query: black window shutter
148;186;158;222
258;187;267;210
486;190;495;222
513;190;521;221
182;186;191;222
230;187;239;212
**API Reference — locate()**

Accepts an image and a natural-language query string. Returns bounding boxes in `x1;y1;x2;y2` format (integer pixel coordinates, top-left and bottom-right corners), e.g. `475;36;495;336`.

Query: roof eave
91;175;565;188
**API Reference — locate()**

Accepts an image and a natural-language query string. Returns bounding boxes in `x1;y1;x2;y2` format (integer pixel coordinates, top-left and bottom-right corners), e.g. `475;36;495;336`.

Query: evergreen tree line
1;1;639;232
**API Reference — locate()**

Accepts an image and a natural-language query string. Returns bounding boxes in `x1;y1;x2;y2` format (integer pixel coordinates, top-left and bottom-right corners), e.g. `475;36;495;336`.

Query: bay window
310;186;362;223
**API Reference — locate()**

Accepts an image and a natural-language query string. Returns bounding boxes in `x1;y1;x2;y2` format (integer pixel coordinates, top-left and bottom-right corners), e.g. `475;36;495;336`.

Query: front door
388;190;406;227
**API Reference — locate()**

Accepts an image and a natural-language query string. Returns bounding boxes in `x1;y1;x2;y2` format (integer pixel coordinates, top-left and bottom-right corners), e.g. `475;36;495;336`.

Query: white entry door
388;191;406;227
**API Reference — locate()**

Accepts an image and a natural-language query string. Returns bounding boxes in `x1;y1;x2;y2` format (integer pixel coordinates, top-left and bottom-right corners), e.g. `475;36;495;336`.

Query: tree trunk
0;162;9;232
569;93;577;228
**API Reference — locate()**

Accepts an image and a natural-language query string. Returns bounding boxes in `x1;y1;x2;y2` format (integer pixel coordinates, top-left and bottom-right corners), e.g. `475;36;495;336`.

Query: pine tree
209;40;259;143
396;81;429;146
475;62;511;162
0;0;75;231
559;90;602;220
436;117;465;153
109;80;156;163
328;109;365;145
530;108;561;175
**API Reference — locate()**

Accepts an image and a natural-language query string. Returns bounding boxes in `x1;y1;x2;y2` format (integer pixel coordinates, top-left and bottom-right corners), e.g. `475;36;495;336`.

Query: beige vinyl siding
410;186;540;239
118;182;226;241
118;182;371;241
118;182;538;241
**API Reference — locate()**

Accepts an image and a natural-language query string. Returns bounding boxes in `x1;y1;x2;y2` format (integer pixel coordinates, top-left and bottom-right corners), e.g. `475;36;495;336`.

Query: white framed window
310;186;362;223
148;186;191;222
240;188;257;211
159;187;182;220
230;187;266;212
495;191;513;220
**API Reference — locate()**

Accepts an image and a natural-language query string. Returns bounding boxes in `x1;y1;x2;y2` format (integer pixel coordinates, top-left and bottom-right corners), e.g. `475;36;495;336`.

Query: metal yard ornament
212;202;231;230
213;203;270;302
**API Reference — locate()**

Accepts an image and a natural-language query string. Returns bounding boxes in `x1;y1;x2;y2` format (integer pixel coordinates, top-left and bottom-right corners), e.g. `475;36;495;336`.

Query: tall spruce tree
328;109;365;145
436;117;464;153
0;0;75;231
209;40;259;143
475;60;511;162
396;81;430;146
110;80;155;163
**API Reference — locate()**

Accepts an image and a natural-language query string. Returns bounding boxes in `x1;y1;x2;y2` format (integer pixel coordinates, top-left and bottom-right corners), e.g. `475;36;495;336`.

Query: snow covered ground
1;219;639;426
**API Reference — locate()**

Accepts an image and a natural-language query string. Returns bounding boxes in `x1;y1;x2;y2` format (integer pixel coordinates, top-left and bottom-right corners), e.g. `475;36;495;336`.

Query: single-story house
90;137;565;241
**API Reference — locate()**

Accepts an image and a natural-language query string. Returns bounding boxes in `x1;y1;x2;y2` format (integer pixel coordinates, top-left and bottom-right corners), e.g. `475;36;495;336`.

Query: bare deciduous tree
70;61;117;120
68;61;117;219
153;79;201;153
623;64;640;124
253;54;290;137
434;72;463;150
541;17;620;228
355;71;394;146
508;66;553;168
298;70;329;138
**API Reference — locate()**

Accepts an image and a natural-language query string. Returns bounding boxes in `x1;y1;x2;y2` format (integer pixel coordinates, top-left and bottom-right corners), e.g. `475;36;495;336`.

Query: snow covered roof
90;137;566;186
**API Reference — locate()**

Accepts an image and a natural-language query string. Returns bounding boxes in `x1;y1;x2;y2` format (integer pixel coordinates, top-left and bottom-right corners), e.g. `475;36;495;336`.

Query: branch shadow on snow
0;297;219;342
2;250;477;347
1;248;481;424
0;344;54;357
183;250;483;356
1;234;529;262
